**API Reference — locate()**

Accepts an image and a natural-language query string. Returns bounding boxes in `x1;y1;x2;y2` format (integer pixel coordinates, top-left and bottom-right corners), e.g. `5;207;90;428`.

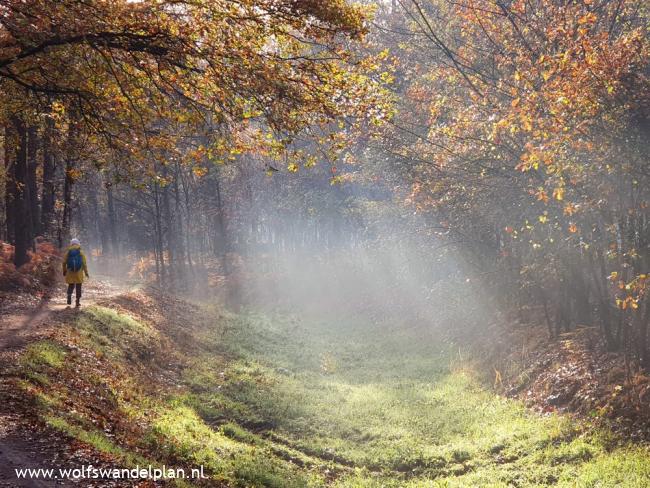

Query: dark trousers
67;283;82;302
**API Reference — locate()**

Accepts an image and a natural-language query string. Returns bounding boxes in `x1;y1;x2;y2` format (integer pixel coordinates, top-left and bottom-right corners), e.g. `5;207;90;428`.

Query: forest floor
0;278;135;487
1;280;650;487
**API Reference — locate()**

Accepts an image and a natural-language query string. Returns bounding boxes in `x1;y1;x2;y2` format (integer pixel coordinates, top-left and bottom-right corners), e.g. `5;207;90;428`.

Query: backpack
66;248;83;272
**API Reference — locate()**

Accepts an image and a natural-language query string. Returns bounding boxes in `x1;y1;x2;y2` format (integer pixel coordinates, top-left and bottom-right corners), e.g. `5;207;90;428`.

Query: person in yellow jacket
62;238;89;307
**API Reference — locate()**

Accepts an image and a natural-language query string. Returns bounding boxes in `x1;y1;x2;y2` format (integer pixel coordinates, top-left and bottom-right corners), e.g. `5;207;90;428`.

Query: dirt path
0;278;131;487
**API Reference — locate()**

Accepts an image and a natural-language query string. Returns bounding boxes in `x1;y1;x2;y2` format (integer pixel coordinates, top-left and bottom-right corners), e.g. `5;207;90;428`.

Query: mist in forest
200;174;495;338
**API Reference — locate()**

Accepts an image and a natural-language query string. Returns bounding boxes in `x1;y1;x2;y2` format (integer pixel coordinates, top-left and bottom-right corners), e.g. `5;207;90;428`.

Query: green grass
17;298;650;487
45;415;131;460
182;310;650;487
21;341;67;370
74;305;157;360
144;401;325;487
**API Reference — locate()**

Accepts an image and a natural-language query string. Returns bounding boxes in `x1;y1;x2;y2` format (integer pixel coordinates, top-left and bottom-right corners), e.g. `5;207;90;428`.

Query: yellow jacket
62;245;89;284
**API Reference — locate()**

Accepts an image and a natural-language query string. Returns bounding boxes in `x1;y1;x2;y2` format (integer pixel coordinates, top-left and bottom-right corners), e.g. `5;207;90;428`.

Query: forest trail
0;277;128;350
0;277;131;487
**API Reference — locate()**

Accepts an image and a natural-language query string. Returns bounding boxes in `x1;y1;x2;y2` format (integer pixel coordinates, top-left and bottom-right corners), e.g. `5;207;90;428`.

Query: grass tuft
21;341;67;370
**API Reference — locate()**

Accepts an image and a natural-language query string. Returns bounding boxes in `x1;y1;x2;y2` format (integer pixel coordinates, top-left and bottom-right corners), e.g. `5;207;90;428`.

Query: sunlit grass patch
542;438;595;465
24;370;51;386
83;305;148;332
44;415;196;487
72;305;170;369
146;401;325;487
182;358;227;392
45;415;130;459
184;309;650;487
147;403;239;467
562;448;650;487
221;421;262;444
21;340;67;370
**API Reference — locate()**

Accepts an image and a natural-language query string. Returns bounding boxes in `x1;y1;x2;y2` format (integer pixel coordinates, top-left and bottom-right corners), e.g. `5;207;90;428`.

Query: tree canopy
1;0;648;363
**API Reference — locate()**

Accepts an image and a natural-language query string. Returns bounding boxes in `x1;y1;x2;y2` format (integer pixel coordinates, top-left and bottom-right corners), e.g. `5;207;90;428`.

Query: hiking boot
67;295;72;305
75;300;81;308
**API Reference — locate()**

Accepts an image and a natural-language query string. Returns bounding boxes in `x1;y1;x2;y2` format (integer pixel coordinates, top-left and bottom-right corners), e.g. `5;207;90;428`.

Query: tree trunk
11;117;30;267
153;183;166;283
161;164;176;287
106;183;118;255
60;121;76;246
172;164;190;276
89;176;107;257
640;300;650;370
213;168;230;274
4;124;16;244
27;125;40;238
41;117;56;237
587;248;617;349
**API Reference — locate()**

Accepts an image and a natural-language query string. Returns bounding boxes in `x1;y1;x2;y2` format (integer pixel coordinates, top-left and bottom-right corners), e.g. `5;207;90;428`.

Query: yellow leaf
192;166;208;178
564;203;577;216
380;71;395;84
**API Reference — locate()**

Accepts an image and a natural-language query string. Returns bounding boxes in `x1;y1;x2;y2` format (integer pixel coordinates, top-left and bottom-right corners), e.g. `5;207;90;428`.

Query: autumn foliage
0;240;59;291
0;1;648;367
371;0;649;364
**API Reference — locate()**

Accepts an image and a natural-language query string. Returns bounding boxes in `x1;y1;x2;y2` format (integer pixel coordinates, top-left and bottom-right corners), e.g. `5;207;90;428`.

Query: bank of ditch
10;288;650;487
